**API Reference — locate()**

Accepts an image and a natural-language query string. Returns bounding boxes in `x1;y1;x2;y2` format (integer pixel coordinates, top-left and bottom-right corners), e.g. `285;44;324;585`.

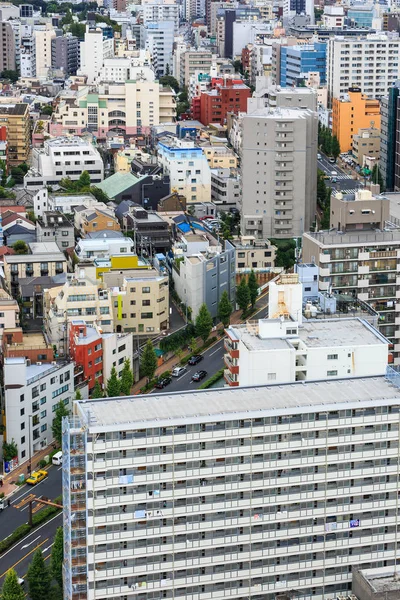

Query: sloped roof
95;172;142;199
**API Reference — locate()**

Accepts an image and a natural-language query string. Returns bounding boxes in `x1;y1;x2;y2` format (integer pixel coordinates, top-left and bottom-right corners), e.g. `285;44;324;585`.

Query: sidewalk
1;444;57;498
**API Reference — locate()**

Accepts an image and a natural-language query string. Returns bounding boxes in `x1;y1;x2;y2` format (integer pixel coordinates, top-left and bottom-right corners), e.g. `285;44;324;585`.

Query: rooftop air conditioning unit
36;361;42;366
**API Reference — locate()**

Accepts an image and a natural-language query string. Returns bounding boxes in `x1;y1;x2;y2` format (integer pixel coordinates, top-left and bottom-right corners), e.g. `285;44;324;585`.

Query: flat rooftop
7;332;48;350
75;374;400;430
304;229;400;246
356;567;400;593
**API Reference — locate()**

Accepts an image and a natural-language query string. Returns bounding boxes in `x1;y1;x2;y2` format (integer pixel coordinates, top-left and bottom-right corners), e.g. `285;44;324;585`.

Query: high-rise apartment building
34;26;56;78
141;21;174;77
280;42;326;87
326;34;400;106
0;21;16;72
180;48;213;87
79;26;114;84
63;371;400;600
51;34;79;77
332;88;381;153
240;107;318;239
0;104;30;167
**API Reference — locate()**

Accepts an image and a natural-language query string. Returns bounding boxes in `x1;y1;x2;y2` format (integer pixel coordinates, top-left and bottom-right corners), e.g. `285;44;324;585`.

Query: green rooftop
95;172;142;198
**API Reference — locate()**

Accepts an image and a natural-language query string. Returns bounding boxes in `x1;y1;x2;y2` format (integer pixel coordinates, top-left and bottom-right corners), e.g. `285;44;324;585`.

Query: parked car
188;354;203;366
26;470;48;485
172;366;186;377
155;376;172;389
317;153;322;160
192;370;207;382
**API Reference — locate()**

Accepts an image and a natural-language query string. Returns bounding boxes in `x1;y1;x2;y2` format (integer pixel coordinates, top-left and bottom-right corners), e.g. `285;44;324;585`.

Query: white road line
0;513;63;559
42;542;54;553
209;348;222;357
57;467;62;471
21;536;41;550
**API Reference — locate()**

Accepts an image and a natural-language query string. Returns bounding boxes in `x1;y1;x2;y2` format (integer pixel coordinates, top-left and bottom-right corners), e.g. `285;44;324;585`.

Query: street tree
27;549;51;600
248;270;259;308
1;569;25;600
217;291;233;327
106;366;121;397
140;340;158;382
12;240;28;254
120;359;134;395
75;388;82;400
236;277;250;313
51;400;70;446
50;528;63;588
372;164;384;191
331;135;341;159
91;379;104;398
195;303;213;343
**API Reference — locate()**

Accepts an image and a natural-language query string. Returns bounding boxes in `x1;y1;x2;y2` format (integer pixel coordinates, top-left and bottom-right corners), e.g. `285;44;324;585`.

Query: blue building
280;42;327;87
347;6;374;27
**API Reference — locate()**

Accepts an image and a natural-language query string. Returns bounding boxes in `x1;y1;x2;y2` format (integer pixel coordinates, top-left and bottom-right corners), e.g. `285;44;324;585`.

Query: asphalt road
154;295;270;394
318;152;360;193
0;511;62;589
0;464;62;541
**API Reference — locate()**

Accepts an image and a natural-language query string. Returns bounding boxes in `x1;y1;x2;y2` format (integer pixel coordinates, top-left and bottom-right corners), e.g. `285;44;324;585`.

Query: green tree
12;240;28;254
41;105;53;116
50;528;63;589
120;359;134;396
165;63;170;76
217;290;233;327
248;270;259;308
90;186;109;203
236;277;250;313
331;135;341;159
106;367;121;397
317;169;328;209
0;569;25;600
0;70;19;83
75;388;82;400
78;170;91;188
140;340;158;382
2;439;17;462
10;167;25;184
0;158;7;185
371;163;384;191
69;22;86;38
195;303;213;343
91;379;104;399
159;75;180;93
27;549;51;600
51;400;69;446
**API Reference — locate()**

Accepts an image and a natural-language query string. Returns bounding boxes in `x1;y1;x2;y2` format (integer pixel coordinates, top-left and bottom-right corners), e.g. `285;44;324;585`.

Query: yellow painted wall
332;91;380;153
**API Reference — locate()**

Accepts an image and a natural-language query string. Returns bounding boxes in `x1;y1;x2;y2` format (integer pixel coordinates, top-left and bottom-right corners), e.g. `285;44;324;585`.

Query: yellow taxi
26;469;48;485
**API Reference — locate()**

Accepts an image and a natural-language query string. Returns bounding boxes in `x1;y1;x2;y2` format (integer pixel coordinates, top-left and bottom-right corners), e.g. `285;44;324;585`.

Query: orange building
332;88;381;153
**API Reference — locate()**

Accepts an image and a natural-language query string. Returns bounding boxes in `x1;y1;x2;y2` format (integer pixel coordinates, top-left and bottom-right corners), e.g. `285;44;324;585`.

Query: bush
199;368;225;390
32;496;62;527
38;459;47;468
0;523;32;554
159;324;196;354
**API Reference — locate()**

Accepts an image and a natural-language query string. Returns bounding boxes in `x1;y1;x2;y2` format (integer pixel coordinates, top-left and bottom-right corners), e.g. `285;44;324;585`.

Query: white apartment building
211;167;241;208
141;20;174;77
240;107;318;239
34;25;56;78
326;33;400;104
157;138;212;204
5;357;73;464
79;26;114;84
142;2;179;32
24;137;104;189
44;267;114;354
75;237;134;260
33;190;100;217
63;371;400;600
101;331;133;381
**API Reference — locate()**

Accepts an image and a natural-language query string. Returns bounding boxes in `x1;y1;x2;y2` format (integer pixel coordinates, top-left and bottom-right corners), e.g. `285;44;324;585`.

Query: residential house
74;204;120;236
36;211;75;252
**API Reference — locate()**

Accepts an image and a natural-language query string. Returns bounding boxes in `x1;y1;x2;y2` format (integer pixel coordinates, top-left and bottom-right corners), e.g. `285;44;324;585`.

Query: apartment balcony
224;354;239;374
224;369;239;386
358;265;369;274
224;338;239;358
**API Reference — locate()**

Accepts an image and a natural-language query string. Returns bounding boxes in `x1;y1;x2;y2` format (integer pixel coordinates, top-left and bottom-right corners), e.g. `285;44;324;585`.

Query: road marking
0;513;62;560
0;538;48;579
57;466;62;471
176;371;190;381
209;348;221;357
21;536;41;550
42;543;54;553
14;494;36;509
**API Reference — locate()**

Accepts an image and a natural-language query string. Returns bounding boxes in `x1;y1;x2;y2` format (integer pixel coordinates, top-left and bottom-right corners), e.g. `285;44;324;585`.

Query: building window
327;370;338;377
141;312;153;319
327;354;338;360
41;424;47;432
142;287;150;293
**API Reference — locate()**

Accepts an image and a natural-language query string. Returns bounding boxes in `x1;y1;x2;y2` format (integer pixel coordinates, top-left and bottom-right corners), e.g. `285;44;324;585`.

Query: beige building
44;265;114;355
34;26;56;78
104;270;169;335
202;146;238;169
180;49;213;87
0;289;19;334
50;80;176;139
3;242;67;298
330;187;388;232
0;21;16;72
231;236;277;272
0;103;30;166
352;127;381;167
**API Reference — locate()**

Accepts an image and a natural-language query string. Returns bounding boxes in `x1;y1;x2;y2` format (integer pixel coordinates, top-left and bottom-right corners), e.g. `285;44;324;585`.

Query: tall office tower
326;33;400;107
240;106;318;239
51;34;79;77
0;21;16;72
63;368;400;600
380;81;400;191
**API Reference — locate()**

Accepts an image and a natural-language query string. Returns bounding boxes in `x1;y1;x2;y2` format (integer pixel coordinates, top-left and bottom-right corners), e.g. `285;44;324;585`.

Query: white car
172;366;186;377
317;153;322;160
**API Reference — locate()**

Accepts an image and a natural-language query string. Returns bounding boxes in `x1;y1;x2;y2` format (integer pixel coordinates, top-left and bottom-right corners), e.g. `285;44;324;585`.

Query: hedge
0;495;63;555
199;368;225;390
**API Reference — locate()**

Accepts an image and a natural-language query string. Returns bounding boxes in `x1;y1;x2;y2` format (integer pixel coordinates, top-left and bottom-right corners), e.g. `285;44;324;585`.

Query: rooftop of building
4;356;69;381
304;229;400;246
4;330;48;350
38;212;73;228
227;317;387;351
354;566;400;594
95;172;142;198
46;136;94;147
244;106;313;119
0;103;28;115
74;373;400;429
71;323;101;345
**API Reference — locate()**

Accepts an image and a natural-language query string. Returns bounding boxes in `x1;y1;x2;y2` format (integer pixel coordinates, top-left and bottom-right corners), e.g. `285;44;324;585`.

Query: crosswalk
335;188;359;194
334;174;353;180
